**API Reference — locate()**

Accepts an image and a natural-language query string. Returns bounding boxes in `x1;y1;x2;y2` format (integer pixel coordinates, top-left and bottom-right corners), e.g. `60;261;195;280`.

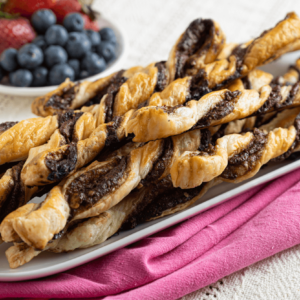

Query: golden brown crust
11;186;70;250
246;69;274;90
32;17;226;117
0;169;14;209
148;77;190;107
4;189;148;266
280;58;300;85
0;116;59;165
196;13;300;90
113;63;158;116
216;43;238;60
127;78;300;142
5;243;41;269
4;118;299;266
21;109;135;187
6;139;164;250
0;203;38;242
126;87;271;142
171;125;296;189
171;132;254;189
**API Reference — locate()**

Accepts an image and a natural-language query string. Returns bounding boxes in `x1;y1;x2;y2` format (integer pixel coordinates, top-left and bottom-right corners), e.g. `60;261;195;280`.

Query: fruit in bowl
0;1;118;87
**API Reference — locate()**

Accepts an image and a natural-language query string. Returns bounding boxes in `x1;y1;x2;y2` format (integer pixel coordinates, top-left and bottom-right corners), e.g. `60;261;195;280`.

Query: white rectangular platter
0;158;299;281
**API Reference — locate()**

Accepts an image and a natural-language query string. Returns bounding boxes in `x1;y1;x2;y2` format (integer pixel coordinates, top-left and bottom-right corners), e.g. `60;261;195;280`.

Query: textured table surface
1;0;300;298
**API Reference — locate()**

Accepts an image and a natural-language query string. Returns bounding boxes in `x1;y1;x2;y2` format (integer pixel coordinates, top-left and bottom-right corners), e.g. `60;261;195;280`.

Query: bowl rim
0;15;129;97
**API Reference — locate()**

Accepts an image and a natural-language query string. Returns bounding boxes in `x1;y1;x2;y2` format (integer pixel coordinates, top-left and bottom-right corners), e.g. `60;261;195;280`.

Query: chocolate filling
0;121;18;134
0;161;19;176
199;128;213;151
154;61;168;93
230;45;248;73
270;76;283;87
45;83;79;110
185;71;212;103
45;143;78;182
175;19;216;79
84;70;126;107
141;138;173;186
121;176;174;230
66;156;128;212
105;116;123;148
136;180;204;224
256;82;300;115
256;85;282;114
137;100;149;109
272;114;300;162
0;160;25;223
104;73;128;123
211;124;228;144
191;44;249;97
58;110;84;143
221;129;268;180
242;76;252;89
281;82;300;107
252;112;278;129
193;90;241;129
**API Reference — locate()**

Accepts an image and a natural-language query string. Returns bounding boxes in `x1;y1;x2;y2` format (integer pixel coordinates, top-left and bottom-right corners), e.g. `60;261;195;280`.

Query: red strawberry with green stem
0;12;36;54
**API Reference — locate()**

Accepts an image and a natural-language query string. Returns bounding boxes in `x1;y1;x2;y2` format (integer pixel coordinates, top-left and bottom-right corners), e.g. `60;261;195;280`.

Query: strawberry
81;13;99;31
0;17;36;54
2;0;58;18
52;0;82;23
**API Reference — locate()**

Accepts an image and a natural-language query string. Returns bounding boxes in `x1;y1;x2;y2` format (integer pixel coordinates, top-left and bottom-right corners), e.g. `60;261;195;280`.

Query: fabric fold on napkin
1;168;300;300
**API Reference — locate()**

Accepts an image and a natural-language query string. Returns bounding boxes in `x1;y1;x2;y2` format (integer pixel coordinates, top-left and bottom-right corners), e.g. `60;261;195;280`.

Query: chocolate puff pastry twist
31;18;225;117
2;124;228;266
126;75;300;142
171;114;300;189
1;126;209;250
19;61;278;188
5;115;300;268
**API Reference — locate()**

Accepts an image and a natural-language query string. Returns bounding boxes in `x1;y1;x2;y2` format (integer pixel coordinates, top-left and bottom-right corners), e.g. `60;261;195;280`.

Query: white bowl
0;16;128;97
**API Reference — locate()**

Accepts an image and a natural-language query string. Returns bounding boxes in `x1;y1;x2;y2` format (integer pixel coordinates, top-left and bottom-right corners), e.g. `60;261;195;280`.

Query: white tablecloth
1;0;300;298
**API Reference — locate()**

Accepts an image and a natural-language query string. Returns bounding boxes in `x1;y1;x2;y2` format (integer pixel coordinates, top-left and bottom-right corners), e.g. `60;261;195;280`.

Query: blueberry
68;59;80;78
32;36;47;51
81;53;106;76
17;44;44;69
31;9;57;34
99;27;117;45
0;48;18;72
79;69;89;80
65;32;91;58
85;30;101;47
63;13;84;32
32;66;48;86
97;42;116;63
44;45;68;67
9;69;33;87
49;63;75;85
45;25;68;46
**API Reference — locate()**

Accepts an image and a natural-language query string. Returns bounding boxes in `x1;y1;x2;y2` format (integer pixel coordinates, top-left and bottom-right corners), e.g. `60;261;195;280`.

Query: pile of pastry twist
1;12;300;269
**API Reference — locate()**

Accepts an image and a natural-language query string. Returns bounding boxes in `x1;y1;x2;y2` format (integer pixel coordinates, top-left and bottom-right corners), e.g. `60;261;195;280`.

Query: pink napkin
2;167;300;299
